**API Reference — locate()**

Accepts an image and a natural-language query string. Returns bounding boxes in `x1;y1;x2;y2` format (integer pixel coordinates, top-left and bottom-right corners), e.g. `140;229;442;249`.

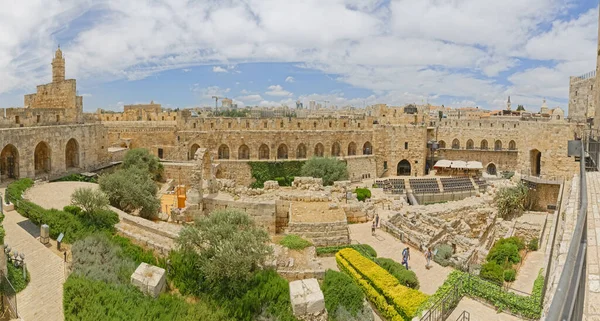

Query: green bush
71;234;136;284
495;182;535;220
486;237;523;268
99;167;160;219
316;244;377;258
480;262;504;285
300;157;348;186
279;234;312;250
504;269;516;282
248;162;304;188
7;263;30;293
109;234;162;267
63;275;232;321
5;178;33;204
354;188;372;202
122;148;164;181
374;257;420;289
53;173;98;183
528;238;539;251
323;270;371;320
70;188;109;214
433;244;453;267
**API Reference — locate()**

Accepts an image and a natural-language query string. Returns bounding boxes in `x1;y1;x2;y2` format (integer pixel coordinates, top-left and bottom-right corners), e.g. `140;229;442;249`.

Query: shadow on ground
17;219;40;239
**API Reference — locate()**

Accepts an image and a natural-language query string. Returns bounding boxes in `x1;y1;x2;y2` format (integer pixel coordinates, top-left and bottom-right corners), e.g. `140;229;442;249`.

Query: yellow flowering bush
336;248;428;320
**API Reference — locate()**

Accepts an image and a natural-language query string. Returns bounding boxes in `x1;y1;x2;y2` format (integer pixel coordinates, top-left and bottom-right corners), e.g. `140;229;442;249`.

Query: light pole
428;140;439;174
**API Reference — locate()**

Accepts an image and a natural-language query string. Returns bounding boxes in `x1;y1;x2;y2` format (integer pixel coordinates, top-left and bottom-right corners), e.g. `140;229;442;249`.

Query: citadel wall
568;74;595;121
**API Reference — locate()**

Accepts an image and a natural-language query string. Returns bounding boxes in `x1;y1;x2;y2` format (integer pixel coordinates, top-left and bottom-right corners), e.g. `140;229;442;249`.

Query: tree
71;187;109;214
494;182;534;220
122;148;164;181
176;210;272;297
300;157;349;186
517;105;525;111
99;167;160;219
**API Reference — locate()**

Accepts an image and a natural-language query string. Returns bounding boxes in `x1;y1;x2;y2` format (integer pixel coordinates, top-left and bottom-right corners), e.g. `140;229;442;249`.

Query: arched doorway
397;160;411;176
259;144;270;160
65;138;79;169
0;144;19;179
314;143;324;157
487;163;497;175
217;144;230;159
530;149;541;176
363;141;372;155
277;144;288;159
34;141;51;175
296;144;307;159
331;142;341;157
238;145;250;160
348;142;357;156
189;144;200;160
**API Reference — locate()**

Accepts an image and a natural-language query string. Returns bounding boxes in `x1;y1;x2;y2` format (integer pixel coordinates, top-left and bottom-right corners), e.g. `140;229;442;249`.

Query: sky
0;0;598;112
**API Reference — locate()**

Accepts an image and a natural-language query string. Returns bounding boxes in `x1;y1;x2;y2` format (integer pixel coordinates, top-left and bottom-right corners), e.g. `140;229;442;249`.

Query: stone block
289;278;325;317
130;262;167;298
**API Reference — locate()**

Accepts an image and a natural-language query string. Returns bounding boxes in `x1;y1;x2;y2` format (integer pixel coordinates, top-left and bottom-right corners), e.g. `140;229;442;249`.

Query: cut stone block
131;262;166;298
289;278;325;317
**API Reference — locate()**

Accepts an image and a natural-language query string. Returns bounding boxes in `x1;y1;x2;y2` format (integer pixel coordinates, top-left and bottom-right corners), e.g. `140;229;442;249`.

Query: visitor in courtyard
375;213;380;228
371;220;376;235
402;247;410;269
425;248;432;269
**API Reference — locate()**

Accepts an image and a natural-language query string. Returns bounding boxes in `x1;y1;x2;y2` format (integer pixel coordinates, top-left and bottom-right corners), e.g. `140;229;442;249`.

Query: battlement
178;115;375;131
0;107;81;128
571;70;596;83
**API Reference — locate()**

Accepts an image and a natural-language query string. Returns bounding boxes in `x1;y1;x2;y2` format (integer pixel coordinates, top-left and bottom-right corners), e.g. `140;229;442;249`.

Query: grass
279;234;312;250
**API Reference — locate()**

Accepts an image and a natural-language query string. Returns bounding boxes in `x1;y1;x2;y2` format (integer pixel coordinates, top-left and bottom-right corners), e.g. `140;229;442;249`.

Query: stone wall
530;183;560;212
103;122;178;158
438;149;518;174
24;79;82;111
276;200;291;233
374;125;428;177
286;221;349;246
162;162;195;187
202;197;276;233
346;156;377;181
568;76;595;121
215;161;254;186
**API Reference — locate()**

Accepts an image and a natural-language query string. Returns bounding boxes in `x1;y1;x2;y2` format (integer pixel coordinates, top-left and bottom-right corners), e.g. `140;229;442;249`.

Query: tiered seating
440;177;474;192
409;178;440;193
375;178;405;194
473;177;488;190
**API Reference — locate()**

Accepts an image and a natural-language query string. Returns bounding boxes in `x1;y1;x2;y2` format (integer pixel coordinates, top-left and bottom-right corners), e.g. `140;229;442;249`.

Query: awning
433;160;483;169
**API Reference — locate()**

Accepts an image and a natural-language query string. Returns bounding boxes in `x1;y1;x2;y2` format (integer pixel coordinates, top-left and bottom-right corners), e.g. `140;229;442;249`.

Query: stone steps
115;221;176;256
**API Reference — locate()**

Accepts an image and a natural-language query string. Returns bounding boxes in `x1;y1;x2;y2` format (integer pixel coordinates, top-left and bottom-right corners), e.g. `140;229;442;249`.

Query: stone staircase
286;221;350;247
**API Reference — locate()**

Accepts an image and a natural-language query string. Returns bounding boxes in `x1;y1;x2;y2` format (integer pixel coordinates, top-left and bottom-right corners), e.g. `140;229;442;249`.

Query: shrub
71;188;109;214
7;263;30;293
433;244;453;267
5;178;33;204
504;269;516;282
279;234;312;250
177;210;272;297
63;275;232;321
54;173;98;183
486;237;523;268
71;234;136;284
480;262;504;285
355;188;372;202
274;176;294;187
248;162;304;188
333;306;374;321
495;182;535;220
300;157;349;186
109;234;162;267
323;270;372;321
122;148;164;181
336;248;428;320
316;244;377;258
99;167;160;219
374;257;419;289
528;238;539;251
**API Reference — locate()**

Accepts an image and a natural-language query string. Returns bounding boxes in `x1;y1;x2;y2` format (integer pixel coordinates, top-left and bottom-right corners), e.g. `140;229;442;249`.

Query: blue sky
0;0;598;112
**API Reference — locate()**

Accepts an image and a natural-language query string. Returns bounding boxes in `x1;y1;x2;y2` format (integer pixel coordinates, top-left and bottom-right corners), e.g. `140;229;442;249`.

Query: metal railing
546;139;587;320
0;271;17;318
420;274;466;321
455;310;470;321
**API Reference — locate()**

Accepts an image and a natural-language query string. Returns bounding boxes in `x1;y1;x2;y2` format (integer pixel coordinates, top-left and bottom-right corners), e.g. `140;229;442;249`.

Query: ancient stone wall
103;122;178;158
345;156;377;181
24;79;82;111
530;183;560;212
202;197;276;233
568;76;595;121
438;149;518;174
0;107;79;128
162;162;195;187
286;221;349;246
373;125;428;177
214;161;253;186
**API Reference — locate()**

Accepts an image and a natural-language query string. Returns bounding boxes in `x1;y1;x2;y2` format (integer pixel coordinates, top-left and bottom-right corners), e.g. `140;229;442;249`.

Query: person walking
375;213;380;228
402;247;410;269
425;247;432;269
371;220;376;236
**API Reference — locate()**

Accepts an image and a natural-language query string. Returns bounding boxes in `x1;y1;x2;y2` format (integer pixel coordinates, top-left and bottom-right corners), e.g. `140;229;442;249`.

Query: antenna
211;96;219;109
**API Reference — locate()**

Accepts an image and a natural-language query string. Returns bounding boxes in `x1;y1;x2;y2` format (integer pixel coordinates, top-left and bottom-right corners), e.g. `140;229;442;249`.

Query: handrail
546;139;587;320
455;310;470;321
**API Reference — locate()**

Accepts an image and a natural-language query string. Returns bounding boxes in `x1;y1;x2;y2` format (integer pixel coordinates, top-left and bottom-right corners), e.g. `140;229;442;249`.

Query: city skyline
0;0;598;112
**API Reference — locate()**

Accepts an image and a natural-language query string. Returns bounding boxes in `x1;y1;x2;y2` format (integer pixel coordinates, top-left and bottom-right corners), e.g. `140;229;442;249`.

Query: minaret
507;96;511;110
51;46;65;83
595;4;600;126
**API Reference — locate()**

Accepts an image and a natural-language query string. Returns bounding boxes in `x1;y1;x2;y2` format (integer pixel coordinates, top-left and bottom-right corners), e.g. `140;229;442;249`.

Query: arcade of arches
65;138;79;169
34;142;51;175
0;144;19;180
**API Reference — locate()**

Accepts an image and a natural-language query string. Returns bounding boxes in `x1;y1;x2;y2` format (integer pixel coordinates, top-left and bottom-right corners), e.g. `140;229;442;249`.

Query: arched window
189;144;200;160
452;139;460;149
65;138;79;168
34;141;51;175
481;140;488;150
218;144;230;159
277;144;288;159
259;144;270;160
238;145;250;160
348;142;357;156
466;139;474;150
314;143;324;157
363;142;373;155
438;140;446;149
331;142;341;157
494;140;502;151
296;144;307;159
509;140;516;151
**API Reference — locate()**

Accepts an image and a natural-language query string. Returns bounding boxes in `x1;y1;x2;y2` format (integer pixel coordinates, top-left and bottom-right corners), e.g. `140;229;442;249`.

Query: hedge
248;161;305;188
7;263;30;293
374;257;419;289
316;244;377;258
6;179;118;243
355;188;371;202
336;248;428;320
322;270;367;320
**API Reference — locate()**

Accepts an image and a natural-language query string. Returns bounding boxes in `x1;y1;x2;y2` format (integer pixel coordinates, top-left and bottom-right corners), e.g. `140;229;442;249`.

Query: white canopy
433;160;483;170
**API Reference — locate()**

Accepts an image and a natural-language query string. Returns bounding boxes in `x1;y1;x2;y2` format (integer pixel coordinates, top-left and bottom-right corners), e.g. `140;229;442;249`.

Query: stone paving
586;172;600;320
3;209;65;321
448;297;522;321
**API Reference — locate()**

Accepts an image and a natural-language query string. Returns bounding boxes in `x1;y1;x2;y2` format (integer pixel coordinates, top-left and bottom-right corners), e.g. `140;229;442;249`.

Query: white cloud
212;66;228;73
182;68;191;72
238;94;263;102
192;85;230;99
265;84;293;97
285;76;295;83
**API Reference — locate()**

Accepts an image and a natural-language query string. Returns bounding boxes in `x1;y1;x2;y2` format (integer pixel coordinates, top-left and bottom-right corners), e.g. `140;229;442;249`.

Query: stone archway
189;144;200;160
397;159;411;176
218;144;230;159
34;141;51;175
331;142;341;157
296;144;307;159
238;145;250;160
65;138;79;169
530;149;541;176
0;144;19;180
314;143;324;157
277;144;288;159
363;141;372;155
348;142;357;156
487;163;497;175
259;144;270;160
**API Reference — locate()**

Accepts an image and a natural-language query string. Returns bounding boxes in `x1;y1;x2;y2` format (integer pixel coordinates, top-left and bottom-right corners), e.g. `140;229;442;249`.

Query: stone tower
595;5;600;127
51;46;65;83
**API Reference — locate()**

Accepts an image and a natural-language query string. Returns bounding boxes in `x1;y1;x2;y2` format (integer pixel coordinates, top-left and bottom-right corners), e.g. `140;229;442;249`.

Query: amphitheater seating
409;178;440;193
375;178;405;194
473;177;488;190
440;177;474;192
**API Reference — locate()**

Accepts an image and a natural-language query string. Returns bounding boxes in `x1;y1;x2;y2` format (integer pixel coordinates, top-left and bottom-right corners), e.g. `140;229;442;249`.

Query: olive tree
300;157;349;186
70;187;109;214
99;167;160;219
122;148;164;181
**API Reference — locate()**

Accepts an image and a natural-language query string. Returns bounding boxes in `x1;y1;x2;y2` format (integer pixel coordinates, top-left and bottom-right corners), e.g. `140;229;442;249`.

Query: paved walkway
510;251;545;295
448;297;523;321
586;172;600;320
3;209;65;321
348;222;453;295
